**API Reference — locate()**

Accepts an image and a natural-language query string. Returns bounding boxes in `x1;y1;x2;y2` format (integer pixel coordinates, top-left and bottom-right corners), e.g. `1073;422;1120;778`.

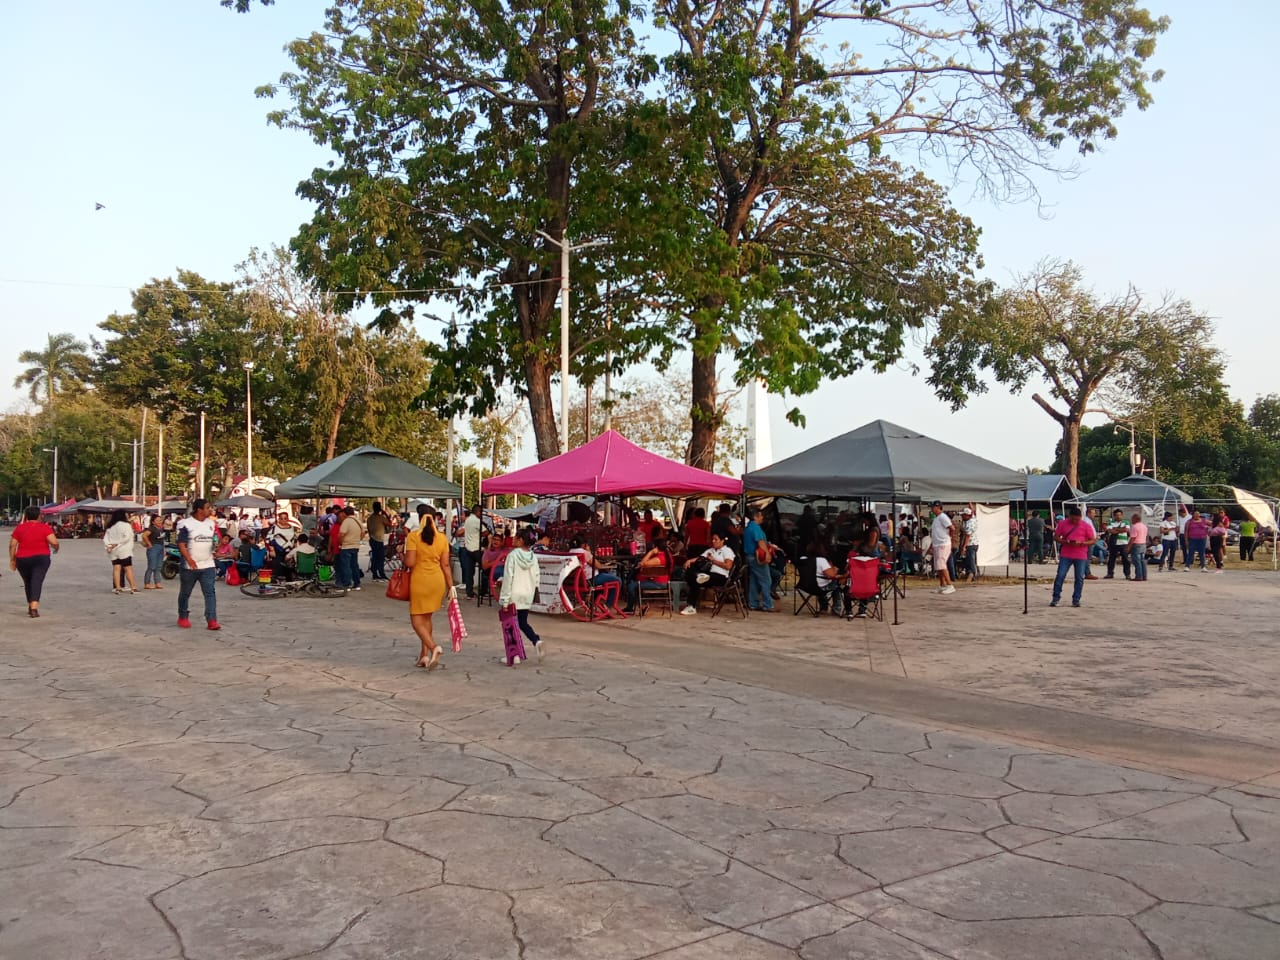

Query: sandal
426;648;443;671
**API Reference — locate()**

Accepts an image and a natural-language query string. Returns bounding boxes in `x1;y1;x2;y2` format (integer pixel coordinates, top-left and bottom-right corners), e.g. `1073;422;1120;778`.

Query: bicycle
239;555;347;599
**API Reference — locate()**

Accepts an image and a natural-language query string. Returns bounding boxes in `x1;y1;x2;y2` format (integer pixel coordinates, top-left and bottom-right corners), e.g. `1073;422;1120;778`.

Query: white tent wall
975;504;1010;568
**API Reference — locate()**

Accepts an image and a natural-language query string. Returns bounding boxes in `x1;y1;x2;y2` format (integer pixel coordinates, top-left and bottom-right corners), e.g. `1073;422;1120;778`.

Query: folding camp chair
709;560;749;619
793;556;822;616
846;557;883;622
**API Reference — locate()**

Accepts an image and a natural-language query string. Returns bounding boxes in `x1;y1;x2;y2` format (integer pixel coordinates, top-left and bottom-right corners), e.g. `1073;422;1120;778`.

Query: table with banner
530;553;581;615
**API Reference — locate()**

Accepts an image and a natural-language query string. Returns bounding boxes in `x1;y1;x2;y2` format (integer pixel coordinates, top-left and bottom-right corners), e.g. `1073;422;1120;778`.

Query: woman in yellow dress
405;513;455;670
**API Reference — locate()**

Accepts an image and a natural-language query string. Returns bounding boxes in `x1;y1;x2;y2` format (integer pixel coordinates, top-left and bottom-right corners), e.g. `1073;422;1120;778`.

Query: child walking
499;529;545;664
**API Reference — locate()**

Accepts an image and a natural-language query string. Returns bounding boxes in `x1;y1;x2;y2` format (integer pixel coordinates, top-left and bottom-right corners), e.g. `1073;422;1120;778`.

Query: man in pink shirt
1128;513;1149;581
1051;506;1097;608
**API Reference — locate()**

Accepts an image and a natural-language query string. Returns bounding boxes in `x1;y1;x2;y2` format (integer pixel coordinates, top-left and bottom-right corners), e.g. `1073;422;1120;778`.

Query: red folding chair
846;557;883;621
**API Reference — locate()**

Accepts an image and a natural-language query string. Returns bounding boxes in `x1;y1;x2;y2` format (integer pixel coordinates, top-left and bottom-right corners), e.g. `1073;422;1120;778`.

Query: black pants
516;609;540;646
17;555;51;604
369;539;387;579
684;569;727;608
1240;536;1256;561
1106;539;1130;577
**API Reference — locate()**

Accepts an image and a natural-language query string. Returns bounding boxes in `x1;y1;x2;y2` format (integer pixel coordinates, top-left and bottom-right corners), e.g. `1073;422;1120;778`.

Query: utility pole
42;447;58;503
535;229;607;453
198;411;207;499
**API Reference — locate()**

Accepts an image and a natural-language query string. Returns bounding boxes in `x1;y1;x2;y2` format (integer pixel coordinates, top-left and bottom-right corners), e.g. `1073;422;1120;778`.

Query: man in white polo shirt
929;500;955;595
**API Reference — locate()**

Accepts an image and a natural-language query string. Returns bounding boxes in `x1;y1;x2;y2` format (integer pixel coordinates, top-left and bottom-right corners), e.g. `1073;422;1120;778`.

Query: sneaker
177;617;191;629
695;573;710;585
940;585;956;595
511;656;521;666
536;642;545;661
1049;600;1059;607
207;620;221;631
1072;601;1082;607
854;611;867;619
1085;574;1098;580
680;606;697;616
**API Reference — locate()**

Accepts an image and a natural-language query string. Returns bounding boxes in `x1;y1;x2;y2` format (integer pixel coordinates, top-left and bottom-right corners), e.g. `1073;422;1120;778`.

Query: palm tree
13;332;92;410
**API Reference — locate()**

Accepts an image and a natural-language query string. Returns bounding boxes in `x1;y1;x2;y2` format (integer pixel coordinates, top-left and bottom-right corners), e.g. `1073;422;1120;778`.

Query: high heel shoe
426;648;443;671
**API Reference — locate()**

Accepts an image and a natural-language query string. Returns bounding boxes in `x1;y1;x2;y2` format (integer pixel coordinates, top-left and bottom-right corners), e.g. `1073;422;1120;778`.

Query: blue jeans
337;548;362;587
964;545;979;578
178;567;217;622
1161;539;1179;570
1186;538;1207;569
1130;544;1147;580
144;544;165;584
1052;557;1089;605
746;557;774;610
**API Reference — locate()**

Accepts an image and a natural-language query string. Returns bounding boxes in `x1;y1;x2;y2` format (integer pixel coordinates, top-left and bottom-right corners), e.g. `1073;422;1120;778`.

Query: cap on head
930;500;942;508
961;507;972;515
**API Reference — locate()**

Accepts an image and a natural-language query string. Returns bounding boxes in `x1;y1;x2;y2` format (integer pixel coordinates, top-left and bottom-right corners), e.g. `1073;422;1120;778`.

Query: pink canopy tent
40;498;78;515
482;430;742;498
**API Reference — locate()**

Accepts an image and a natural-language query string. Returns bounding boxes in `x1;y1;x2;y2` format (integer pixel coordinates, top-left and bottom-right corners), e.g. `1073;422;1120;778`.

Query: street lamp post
535;229;607;454
243;361;255;485
42;447;58;503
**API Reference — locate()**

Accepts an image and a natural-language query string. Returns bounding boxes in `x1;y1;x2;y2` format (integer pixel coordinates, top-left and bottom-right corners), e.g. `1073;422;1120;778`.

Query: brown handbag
386;569;411;601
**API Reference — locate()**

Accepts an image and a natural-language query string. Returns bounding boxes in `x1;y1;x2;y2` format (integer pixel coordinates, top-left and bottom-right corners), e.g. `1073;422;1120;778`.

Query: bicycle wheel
241;582;288;599
304;581;347;599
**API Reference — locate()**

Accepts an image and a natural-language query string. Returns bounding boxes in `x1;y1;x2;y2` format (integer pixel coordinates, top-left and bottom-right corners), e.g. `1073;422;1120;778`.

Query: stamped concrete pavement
2;540;1278;959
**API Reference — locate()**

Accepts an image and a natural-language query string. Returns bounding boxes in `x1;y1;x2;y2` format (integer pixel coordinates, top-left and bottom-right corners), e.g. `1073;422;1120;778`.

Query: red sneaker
207;620;222;631
177;617;192;629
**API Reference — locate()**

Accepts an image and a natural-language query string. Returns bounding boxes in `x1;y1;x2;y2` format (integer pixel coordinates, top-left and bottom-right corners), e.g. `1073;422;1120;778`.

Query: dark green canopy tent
273;445;461;500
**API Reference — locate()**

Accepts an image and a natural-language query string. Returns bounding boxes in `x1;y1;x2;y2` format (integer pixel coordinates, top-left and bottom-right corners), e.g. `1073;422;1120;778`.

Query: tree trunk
526;355;559;462
325;397;348;462
1061;417;1082;490
689;337;719;471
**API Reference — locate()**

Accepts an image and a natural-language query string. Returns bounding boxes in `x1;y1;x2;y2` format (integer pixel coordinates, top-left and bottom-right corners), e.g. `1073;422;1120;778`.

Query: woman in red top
8;506;60;618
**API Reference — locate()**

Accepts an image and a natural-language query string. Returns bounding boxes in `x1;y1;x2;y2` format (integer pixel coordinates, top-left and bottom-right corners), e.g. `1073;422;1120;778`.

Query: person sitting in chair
803;540;845;615
624;539;673;613
285;534;317;577
569;538;623;612
680;532;734;616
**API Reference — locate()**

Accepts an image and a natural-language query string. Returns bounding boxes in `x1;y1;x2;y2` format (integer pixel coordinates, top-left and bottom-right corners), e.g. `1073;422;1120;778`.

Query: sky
2;1;1276;476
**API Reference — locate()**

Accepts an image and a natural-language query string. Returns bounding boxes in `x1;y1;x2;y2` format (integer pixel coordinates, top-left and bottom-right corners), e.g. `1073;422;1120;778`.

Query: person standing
141;514;167;589
104;509;138;594
742;508;776;613
959;507;979;581
1176;505;1191;567
499;529;545;661
461;505;483;598
1103;509;1131;580
1050;507;1097;607
1128;513;1149;581
928;501;955;595
336;506;364;590
1208;513;1229;572
9;505;59;617
177;499;220;630
682;507;711;555
1026;511;1046;564
405;513;453;670
1184;509;1210;571
1239;517;1258;561
1157;511;1179;571
367;502;389;581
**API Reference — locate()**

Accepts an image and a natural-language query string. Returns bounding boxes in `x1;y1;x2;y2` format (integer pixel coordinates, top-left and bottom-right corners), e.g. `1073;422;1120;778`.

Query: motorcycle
161;543;183;580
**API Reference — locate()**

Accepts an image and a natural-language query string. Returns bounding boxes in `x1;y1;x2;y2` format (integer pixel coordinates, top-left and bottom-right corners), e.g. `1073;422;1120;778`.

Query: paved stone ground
2;541;1279;959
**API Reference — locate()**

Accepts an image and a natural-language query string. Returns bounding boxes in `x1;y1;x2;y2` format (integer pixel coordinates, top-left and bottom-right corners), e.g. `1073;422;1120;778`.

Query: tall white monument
745;380;774;473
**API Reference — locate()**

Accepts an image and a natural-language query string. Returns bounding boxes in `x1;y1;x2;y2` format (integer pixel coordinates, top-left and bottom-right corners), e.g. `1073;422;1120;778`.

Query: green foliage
13;333;92;410
927;260;1228;487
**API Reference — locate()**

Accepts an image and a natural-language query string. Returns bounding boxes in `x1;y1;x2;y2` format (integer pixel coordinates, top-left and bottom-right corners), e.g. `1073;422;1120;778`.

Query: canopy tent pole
891;496;900;625
1022;490;1029;615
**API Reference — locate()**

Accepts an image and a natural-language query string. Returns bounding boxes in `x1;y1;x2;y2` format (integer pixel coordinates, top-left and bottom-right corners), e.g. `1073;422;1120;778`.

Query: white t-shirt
1160;519;1178;540
814;556;837;590
1176;513;1189;534
930;512;952;548
703;544;735;572
177;517;219;569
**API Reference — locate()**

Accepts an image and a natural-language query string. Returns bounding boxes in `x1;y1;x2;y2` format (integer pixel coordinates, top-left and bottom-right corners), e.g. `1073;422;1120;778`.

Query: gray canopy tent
273;445;461;500
1008;474;1083;518
743;419;1025;501
1071;474;1192;513
744;419;1027;622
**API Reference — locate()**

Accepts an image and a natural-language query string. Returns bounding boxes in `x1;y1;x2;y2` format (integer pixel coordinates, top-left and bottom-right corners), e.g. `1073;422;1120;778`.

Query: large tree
261;0;647;462
13;333;92;410
611;0;1169;467
929;260;1226;488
